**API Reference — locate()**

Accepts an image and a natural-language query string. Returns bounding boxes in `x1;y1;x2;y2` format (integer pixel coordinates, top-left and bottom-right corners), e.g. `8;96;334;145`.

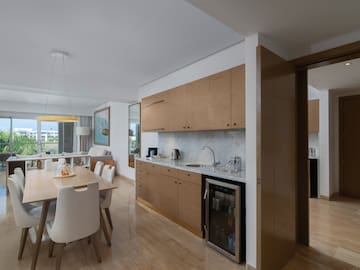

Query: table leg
31;200;50;270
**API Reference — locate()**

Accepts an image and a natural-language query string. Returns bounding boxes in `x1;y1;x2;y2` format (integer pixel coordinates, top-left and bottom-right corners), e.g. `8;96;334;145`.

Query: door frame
291;41;360;246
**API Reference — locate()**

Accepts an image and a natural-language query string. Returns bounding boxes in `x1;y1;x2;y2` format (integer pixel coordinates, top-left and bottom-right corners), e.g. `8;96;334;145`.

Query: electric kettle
171;149;181;160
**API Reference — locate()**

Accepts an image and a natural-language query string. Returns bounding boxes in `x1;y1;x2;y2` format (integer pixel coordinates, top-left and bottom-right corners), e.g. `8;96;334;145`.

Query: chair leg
100;209;111;247
48;240;55;258
18;227;29;260
55;243;66;270
91;233;102;263
104;208;113;231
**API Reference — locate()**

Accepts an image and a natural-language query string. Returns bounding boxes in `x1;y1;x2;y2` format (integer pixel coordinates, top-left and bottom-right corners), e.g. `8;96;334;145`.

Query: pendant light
36;50;80;122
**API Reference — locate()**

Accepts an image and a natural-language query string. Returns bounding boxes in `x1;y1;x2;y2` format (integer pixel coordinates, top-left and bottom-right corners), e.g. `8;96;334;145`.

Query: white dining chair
94;161;104;176
47;182;101;270
13;167;25;192
8;176;55;260
100;165;116;231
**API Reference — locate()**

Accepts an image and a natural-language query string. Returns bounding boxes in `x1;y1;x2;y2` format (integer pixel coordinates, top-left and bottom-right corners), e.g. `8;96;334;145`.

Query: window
0;118;11;153
0;118;74;155
41;121;59;154
12;119;38;155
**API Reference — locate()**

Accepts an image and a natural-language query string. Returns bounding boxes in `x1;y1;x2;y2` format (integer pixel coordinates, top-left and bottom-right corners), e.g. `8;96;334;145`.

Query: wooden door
178;179;202;234
141;91;169;132
340;95;360;197
257;46;296;270
231;65;246;128
158;174;178;219
167;85;188;131
308;99;319;133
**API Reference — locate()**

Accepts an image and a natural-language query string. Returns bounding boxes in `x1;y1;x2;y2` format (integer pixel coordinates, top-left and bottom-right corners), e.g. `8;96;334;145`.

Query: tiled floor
0;170;358;269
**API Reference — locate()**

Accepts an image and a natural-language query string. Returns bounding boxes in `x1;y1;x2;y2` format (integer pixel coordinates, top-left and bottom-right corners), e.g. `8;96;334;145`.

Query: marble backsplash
158;129;245;169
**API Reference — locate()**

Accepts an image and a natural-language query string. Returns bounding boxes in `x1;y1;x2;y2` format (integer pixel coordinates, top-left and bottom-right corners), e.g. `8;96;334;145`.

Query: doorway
298;52;360;267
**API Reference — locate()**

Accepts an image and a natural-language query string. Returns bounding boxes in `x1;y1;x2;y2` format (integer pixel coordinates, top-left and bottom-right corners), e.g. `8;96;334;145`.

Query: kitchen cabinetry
141;91;170;132
135;161;202;236
141;64;245;132
231;65;246;128
308;99;319;133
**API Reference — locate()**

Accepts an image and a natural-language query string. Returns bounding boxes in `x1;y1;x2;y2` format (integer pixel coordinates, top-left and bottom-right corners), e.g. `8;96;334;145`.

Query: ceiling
309;58;360;90
0;0;242;109
1;0;360;112
186;0;360;58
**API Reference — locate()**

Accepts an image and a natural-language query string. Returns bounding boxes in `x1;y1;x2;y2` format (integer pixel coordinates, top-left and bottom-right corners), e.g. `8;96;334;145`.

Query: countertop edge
135;157;246;184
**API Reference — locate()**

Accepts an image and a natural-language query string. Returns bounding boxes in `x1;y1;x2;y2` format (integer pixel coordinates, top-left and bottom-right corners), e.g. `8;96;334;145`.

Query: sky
0;118;58;131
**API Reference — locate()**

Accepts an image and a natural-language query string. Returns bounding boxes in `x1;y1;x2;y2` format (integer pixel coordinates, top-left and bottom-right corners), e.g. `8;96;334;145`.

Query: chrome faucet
202;146;218;166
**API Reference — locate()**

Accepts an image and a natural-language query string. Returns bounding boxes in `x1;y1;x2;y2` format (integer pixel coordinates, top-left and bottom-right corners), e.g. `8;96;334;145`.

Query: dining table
22;166;117;270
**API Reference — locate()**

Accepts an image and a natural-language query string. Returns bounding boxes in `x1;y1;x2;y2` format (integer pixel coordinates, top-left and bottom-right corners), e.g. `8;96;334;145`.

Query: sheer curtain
73;116;92;152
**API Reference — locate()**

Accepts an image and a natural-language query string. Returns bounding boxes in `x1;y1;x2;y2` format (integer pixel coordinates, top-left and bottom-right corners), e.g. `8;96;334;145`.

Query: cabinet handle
187;126;190;129
147;99;165;107
174;181;177;184
233;122;237;126
187;174;191;177
226;123;230;127
183;126;186;129
178;182;182;185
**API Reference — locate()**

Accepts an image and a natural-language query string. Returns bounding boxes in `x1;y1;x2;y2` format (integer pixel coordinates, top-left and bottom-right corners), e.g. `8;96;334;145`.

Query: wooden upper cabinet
231;65;246;128
141;91;169;132
167;85;188;131
308;99;319;133
186;77;211;130
208;70;232;129
141;64;245;132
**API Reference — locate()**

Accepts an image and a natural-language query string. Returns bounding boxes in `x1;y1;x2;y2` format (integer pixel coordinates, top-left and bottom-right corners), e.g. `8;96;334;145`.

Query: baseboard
246;264;256;270
319;192;339;201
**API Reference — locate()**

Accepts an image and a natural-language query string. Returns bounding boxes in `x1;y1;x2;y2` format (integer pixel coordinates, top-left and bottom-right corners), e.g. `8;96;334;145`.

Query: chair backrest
8;176;38;228
49;182;100;243
94;161;104;176
13;167;25;192
101;165;115;183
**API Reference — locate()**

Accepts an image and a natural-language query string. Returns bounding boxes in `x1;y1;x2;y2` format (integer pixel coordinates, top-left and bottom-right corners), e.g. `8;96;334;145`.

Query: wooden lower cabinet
136;161;202;236
178;179;201;233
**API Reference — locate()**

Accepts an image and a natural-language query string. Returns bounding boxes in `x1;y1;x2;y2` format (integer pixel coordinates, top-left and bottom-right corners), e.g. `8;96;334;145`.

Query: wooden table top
23;166;117;204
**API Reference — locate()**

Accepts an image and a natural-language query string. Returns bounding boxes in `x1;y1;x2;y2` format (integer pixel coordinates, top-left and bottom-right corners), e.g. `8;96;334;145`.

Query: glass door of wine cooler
204;178;241;262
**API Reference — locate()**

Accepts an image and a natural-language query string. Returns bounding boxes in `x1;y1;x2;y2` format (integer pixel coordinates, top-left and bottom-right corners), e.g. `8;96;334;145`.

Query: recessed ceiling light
344;62;351;66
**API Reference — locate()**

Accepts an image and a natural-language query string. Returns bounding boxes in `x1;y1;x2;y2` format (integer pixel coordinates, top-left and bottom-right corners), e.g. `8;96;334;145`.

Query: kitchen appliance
227;156;242;173
146;147;158;158
203;176;245;263
171;148;181;160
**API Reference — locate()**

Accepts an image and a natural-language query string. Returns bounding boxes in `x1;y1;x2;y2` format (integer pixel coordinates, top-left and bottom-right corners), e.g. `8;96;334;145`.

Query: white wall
244;33;259;268
319;90;330;197
92;101;135;180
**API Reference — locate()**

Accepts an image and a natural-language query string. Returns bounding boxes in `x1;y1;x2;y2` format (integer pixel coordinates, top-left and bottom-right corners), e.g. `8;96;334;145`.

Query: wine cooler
203;176;245;263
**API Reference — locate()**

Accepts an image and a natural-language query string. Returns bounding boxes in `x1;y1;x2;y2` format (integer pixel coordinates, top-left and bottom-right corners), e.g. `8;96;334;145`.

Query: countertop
7;153;90;162
136;157;245;183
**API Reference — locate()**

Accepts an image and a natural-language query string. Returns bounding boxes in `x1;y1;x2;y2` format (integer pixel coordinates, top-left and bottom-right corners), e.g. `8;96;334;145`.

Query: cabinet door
186;78;210;130
208;70;232;129
231;65;246;128
158;174;178;219
308;99;319;133
178;179;202;234
167;85;188;131
141;91;169;132
146;172;161;208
